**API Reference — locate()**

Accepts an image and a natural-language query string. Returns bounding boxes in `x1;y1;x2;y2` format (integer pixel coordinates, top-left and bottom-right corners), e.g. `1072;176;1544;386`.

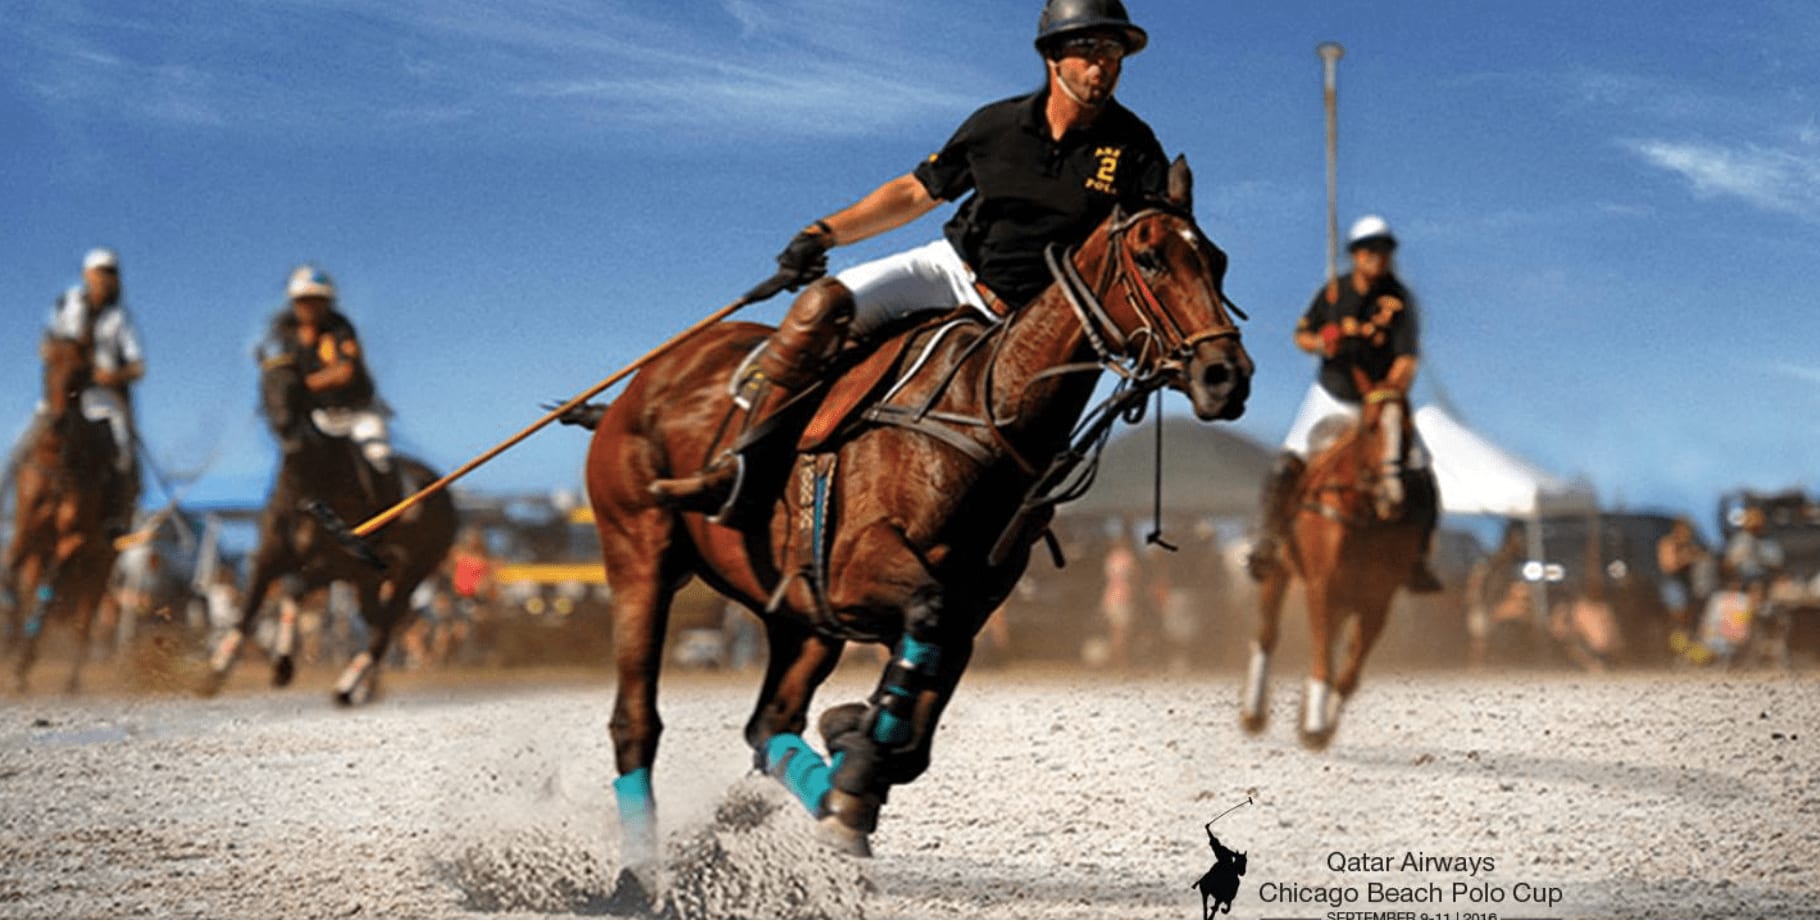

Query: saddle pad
797;311;982;452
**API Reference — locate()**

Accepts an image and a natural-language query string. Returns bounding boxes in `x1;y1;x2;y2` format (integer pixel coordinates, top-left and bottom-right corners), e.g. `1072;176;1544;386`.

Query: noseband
1044;207;1244;381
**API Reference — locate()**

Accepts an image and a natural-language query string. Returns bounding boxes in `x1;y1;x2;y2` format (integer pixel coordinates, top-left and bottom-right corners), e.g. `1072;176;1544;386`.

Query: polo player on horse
261;265;400;510
27;247;145;537
648;0;1174;521
1246;215;1442;592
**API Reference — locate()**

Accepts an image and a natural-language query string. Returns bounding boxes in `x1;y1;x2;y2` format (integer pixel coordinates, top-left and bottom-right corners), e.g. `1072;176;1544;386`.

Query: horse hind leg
745;620;851;844
64;579;107;695
1334;594;1395;701
598;515;690;891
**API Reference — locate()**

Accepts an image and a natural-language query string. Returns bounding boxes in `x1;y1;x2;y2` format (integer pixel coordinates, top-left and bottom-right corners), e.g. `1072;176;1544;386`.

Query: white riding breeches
1280;382;1429;467
310;407;392;472
836;239;995;341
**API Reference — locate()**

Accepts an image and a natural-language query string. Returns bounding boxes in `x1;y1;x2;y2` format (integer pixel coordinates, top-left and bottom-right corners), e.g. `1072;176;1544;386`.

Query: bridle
1044;205;1245;383
1303;387;1411;526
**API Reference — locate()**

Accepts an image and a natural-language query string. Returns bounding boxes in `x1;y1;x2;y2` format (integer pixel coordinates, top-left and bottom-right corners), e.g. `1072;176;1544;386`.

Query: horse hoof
814;815;873;858
272;656;295;688
1240;710;1267;735
1298;726;1335;752
604;865;663;916
333;654;375;706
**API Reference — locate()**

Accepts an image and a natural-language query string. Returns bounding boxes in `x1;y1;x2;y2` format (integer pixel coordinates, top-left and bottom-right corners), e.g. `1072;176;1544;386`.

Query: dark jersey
1297;272;1419;402
914;89;1169;307
267;308;377;408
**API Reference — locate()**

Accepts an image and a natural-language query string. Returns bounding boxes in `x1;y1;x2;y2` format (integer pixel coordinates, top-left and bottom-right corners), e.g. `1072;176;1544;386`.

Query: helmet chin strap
1052;66;1110;109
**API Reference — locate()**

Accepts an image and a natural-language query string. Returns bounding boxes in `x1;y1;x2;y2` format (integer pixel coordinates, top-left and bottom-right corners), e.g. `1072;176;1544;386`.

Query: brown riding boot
1245;452;1306;581
649;281;854;515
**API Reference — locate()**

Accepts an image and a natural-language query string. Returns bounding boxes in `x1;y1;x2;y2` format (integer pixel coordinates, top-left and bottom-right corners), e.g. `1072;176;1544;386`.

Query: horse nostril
1201;364;1231;390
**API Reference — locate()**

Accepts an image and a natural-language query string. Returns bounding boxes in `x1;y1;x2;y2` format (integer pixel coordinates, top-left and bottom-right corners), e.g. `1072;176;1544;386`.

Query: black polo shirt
914;88;1169;307
268;308;378;409
1297;272;1420;402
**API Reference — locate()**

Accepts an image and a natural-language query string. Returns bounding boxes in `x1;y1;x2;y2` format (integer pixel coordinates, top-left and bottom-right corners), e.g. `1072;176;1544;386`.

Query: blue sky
4;0;1817;531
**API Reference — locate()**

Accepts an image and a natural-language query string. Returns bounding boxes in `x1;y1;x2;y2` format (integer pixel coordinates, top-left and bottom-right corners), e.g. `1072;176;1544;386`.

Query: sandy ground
1;660;1815;920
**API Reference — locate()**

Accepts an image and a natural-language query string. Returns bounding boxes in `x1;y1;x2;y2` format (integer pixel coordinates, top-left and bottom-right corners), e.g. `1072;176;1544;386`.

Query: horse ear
1166;155;1193;211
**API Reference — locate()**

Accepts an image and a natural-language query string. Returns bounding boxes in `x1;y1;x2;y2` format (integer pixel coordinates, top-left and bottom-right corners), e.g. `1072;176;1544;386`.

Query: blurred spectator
443;527;495;665
1695;506;1788;666
1722;507;1784;601
449;527;497;621
1100;530;1138;669
1655;516;1707;655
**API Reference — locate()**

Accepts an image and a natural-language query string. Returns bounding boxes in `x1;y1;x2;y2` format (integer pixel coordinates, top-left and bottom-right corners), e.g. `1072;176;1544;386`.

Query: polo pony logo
1191;798;1251;919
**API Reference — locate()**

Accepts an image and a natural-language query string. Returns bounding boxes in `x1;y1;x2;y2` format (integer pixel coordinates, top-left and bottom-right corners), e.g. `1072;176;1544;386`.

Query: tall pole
1318;41;1345;296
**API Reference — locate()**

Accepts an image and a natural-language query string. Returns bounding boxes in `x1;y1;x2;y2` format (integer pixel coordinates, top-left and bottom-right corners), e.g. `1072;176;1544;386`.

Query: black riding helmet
1035;0;1149;57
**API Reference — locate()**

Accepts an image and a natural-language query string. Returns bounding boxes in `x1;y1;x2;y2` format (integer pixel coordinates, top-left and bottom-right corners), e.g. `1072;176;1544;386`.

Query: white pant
836;239;994;340
310;407;392;473
1280;382;1428;466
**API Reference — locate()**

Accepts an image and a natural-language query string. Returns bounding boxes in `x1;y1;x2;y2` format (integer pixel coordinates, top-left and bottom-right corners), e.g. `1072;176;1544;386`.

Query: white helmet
1347;215;1397;251
286;264;336;300
83;247;120;272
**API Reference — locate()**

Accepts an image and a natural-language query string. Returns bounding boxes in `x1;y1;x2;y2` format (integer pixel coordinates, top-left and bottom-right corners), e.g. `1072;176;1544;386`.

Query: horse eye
1135;249;1166;275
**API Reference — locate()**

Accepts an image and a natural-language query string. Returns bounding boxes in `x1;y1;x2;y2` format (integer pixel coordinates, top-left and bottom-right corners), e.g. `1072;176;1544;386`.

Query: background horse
587;158;1250;878
1242;374;1426;748
202;353;456;704
4;337;122;693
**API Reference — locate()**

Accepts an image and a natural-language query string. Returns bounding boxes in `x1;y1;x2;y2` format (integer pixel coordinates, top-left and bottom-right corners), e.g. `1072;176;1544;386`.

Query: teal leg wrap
765;733;844;818
872;636;942;747
613;768;656;854
24;587;51;640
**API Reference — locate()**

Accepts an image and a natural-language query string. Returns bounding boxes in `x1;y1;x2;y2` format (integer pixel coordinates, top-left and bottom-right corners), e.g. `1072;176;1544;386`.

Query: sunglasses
1055;35;1127;62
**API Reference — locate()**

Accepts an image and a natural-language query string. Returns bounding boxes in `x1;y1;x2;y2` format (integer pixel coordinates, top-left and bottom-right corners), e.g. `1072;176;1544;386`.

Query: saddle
716;308;991;521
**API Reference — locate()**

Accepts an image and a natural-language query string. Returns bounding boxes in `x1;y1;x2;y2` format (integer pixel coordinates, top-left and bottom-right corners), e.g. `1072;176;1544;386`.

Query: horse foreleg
333;581;393;706
1299;576;1342;750
1243;567;1292;732
11;555;54;694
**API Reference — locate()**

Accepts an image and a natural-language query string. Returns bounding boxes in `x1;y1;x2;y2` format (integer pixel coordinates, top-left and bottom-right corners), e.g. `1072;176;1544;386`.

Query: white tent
1414;404;1596;517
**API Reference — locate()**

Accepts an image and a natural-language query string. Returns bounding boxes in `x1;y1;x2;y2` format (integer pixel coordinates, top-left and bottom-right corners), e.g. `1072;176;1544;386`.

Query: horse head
1063;156;1253;421
258;351;313;457
39;336;93;418
1350;367;1413;521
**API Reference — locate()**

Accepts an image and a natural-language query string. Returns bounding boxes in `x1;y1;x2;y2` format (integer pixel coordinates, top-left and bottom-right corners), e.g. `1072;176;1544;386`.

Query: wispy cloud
2;0;988;144
1769;362;1820;388
1626;138;1820;220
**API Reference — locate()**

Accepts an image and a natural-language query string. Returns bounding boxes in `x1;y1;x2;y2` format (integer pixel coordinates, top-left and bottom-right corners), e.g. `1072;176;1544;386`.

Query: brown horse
1241;373;1429;748
586;158;1250;873
4;337;123;693
201;352;457;704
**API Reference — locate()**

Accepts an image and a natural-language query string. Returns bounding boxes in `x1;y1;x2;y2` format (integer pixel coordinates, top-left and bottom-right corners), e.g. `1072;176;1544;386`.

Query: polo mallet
311;268;803;566
1318;41;1345;303
112;426;211;551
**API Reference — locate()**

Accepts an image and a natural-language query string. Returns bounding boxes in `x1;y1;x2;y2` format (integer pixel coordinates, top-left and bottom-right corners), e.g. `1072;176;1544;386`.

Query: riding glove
776;227;832;291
